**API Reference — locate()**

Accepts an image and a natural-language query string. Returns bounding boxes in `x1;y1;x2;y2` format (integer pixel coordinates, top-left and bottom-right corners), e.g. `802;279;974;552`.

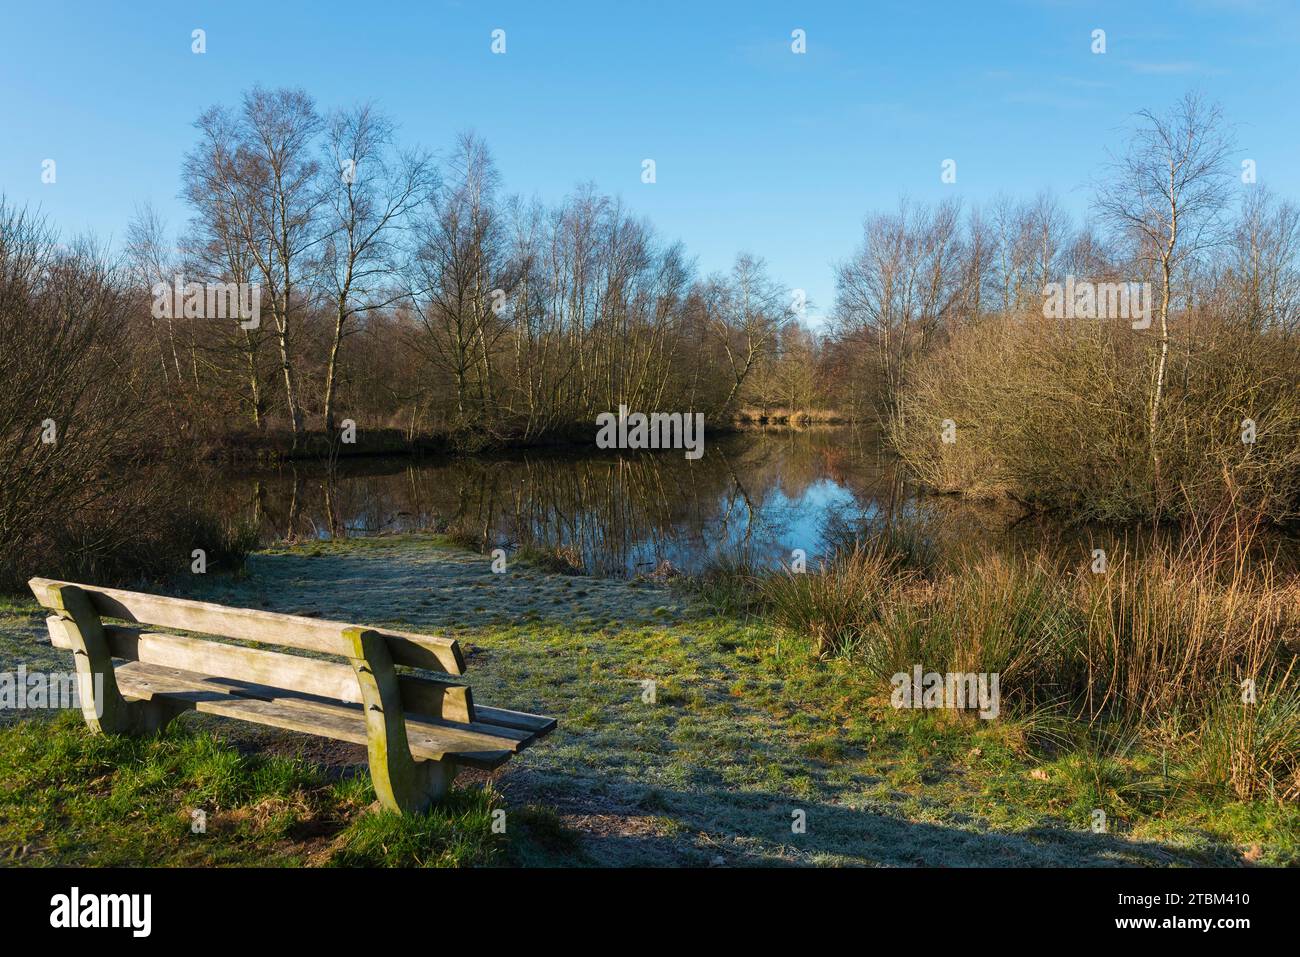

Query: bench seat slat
113;662;522;770
29;577;464;675
474;706;558;737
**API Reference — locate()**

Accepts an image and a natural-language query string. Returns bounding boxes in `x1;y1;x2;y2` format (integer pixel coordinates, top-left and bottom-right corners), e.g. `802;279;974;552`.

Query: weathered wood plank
47;622;477;724
113;661;526;754
396;672;478;727
113;662;512;770
29;577;464;675
474;705;558;737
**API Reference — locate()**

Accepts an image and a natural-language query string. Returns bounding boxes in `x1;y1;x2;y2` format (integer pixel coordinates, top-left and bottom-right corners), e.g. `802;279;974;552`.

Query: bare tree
832;199;965;411
406;132;511;428
1095;93;1235;492
1028;191;1072;295
125;204;185;405
1225;187;1300;333
320;104;435;432
181;114;274;431
185;87;325;445
706;253;793;414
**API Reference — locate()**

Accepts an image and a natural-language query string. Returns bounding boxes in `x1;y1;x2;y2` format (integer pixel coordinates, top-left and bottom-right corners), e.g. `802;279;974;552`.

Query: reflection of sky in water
225;430;1297;577
228;431;915;577
619;476;872;575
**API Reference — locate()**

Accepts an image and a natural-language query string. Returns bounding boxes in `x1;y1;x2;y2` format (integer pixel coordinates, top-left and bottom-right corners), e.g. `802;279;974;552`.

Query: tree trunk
323;308;345;433
1150;259;1172;504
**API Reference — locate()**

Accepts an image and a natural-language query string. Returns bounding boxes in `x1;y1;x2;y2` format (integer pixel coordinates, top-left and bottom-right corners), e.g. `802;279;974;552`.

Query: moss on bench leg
45;584;178;736
344;627;458;814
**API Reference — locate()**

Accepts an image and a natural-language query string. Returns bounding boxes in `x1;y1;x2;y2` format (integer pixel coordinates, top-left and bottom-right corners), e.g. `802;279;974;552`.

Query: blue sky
2;0;1298;324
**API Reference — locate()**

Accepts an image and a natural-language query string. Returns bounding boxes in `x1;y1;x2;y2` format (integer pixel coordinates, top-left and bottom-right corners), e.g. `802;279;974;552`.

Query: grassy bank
1;535;1296;866
0;709;582;867
688;517;1300;805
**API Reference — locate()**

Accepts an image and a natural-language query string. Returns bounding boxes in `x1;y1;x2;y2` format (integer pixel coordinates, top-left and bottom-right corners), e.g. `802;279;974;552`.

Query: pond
205;427;1061;577
205;426;1300;579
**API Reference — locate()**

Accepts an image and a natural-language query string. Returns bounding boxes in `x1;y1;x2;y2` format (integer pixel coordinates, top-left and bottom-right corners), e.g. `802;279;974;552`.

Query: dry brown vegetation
0;202;251;591
746;514;1300;801
889;310;1300;522
819;95;1300;525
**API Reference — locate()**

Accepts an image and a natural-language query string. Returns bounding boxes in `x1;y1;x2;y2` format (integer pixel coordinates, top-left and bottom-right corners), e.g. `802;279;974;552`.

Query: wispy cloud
1058;76;1113;90
983;72;1106;110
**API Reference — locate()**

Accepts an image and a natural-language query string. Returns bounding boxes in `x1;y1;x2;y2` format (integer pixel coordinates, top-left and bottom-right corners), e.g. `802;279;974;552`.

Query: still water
210;428;1040;577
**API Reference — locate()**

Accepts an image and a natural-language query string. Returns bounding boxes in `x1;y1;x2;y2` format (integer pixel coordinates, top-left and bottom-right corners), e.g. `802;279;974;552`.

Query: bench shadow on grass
493;774;1240;868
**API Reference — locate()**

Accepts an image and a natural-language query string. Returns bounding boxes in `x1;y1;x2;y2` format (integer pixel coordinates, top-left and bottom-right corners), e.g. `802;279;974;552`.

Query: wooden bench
28;577;555;814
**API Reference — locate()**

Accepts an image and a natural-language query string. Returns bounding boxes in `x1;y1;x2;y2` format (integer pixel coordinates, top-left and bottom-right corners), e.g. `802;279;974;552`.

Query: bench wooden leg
46;584;178;736
344;627;457;814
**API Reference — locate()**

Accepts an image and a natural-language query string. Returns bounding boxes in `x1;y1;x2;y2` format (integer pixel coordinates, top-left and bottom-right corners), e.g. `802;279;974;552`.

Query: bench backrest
28;577;474;722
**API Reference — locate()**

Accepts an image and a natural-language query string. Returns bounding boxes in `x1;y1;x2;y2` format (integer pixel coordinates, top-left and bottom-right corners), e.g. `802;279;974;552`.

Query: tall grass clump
1072;517;1295;722
858;554;1083;716
821;510;943;576
761;539;910;657
1193;673;1300;802
679;553;764;616
741;515;1299;798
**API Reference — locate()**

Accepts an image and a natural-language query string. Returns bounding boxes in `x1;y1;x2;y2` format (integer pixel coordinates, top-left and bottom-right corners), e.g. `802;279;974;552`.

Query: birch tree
1095;93;1234;497
320;104;435;432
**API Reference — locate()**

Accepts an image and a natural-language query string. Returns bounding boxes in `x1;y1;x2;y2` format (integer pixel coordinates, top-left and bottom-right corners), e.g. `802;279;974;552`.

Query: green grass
452;604;1297;865
326;788;503;868
1;534;1296;867
0;711;509;867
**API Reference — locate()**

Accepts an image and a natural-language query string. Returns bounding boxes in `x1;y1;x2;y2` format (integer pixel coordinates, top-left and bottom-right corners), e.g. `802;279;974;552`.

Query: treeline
824;94;1300;523
0;204;253;591
0;85;804;588
5;84;1299;602
121;88;802;449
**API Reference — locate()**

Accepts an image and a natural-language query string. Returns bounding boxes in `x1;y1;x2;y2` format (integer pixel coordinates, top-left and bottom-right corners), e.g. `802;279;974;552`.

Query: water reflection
213;428;1280;577
208;429;945;576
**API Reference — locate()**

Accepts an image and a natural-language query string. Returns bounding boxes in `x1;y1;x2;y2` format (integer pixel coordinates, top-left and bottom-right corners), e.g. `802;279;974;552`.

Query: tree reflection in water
207;429;1066;577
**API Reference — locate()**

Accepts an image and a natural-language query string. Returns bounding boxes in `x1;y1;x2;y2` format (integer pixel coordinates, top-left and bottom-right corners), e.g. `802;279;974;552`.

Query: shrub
0;203;243;591
889;312;1300;524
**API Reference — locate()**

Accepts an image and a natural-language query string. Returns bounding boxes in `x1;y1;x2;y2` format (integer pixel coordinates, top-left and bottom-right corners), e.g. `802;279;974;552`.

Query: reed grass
690;512;1300;801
